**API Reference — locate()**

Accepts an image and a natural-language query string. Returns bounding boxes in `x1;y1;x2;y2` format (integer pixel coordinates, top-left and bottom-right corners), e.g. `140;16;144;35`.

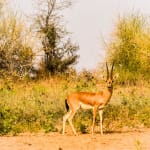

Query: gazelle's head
106;62;115;89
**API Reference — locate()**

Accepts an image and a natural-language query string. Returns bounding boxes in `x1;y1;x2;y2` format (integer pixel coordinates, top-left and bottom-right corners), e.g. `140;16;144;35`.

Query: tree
105;14;150;84
0;13;34;78
34;0;79;74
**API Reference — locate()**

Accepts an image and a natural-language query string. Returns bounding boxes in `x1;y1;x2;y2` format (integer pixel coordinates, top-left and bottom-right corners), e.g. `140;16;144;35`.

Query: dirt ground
0;128;150;150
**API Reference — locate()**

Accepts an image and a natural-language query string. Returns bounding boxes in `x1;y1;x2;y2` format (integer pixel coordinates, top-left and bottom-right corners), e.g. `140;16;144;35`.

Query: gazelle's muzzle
107;80;113;89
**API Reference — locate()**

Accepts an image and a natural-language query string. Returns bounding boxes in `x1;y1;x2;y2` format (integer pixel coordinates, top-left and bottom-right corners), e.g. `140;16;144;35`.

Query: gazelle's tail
65;99;69;112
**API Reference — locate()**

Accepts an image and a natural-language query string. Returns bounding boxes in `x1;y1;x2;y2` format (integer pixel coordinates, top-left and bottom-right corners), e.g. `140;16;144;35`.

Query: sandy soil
0;129;150;150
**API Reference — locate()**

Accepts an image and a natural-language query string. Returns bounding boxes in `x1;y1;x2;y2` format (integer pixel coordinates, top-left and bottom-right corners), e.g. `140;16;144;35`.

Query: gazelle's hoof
74;132;78;136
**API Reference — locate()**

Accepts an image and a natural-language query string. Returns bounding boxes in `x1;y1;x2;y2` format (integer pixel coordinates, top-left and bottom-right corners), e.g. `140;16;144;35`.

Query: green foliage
0;13;34;78
106;14;150;84
73;110;92;133
103;93;150;131
0;74;149;135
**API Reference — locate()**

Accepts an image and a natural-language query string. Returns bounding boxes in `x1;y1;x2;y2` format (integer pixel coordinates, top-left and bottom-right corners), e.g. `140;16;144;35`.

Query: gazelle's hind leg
63;100;80;135
68;110;77;135
62;109;79;135
62;111;72;135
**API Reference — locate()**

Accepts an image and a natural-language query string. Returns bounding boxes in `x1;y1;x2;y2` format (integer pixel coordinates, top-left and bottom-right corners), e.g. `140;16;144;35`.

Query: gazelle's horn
110;61;115;79
106;61;109;80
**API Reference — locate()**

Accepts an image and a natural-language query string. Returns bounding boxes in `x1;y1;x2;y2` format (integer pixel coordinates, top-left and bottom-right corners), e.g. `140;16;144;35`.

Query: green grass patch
0;78;149;135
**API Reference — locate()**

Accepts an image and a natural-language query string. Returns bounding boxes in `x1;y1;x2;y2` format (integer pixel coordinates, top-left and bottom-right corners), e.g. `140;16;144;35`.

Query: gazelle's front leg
99;109;103;135
91;107;97;135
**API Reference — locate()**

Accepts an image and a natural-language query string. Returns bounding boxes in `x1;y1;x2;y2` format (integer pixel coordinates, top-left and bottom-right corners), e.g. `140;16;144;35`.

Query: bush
106;14;150;84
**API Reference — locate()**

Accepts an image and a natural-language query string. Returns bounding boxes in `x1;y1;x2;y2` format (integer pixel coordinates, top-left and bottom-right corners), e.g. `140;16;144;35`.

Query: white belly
80;102;93;109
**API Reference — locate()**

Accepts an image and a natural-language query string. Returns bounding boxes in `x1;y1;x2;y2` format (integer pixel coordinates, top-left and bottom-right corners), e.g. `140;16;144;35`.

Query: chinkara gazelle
62;62;117;135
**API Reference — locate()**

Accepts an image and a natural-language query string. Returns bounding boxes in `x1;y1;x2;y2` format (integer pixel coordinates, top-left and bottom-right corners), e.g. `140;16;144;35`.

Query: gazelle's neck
103;86;113;104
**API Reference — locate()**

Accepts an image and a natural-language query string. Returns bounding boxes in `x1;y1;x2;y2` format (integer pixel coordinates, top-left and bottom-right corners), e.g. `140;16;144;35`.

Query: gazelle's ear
113;73;119;80
101;75;108;82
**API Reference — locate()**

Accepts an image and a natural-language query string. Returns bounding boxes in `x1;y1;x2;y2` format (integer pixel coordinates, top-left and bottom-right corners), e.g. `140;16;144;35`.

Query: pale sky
8;0;150;70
